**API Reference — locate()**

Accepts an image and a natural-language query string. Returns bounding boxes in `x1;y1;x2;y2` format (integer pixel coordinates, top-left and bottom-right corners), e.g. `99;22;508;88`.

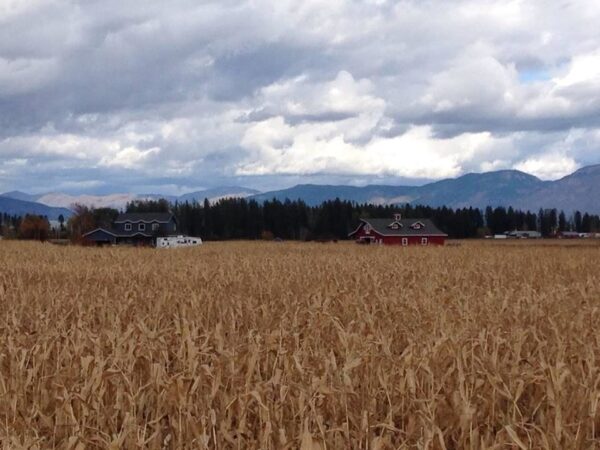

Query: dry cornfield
1;240;600;449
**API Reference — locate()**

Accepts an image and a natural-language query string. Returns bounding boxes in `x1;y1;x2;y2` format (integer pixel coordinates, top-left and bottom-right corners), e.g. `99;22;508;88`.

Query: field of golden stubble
1;240;600;449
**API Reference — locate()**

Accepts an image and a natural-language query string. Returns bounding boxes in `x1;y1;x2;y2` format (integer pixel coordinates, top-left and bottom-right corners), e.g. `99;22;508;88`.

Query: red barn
348;213;447;246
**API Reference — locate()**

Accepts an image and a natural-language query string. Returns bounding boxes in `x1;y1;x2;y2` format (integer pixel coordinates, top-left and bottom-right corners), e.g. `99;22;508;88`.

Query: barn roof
114;212;175;223
349;218;448;237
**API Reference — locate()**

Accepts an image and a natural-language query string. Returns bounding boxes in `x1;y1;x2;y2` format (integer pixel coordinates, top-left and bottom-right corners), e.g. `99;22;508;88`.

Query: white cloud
554;51;600;88
238;122;506;179
100;146;160;169
1;0;600;193
248;71;385;141
0;133;116;160
0;0;53;20
514;153;580;180
418;49;521;117
0;57;59;96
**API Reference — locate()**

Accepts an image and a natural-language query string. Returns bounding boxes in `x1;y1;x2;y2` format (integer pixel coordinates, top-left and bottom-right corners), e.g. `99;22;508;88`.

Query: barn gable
83;228;117;243
410;221;426;230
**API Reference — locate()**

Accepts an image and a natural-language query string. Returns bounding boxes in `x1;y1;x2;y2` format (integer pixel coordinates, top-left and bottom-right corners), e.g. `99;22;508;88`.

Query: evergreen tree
574;211;583;232
582;213;592;233
558;211;567;232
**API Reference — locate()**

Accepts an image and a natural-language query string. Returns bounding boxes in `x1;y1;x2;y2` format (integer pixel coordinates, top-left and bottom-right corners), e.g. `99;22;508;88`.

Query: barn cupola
388;212;403;230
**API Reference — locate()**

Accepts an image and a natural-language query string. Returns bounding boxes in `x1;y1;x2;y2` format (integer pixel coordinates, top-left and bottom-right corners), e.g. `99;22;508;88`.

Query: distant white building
507;230;542;239
561;232;600;239
560;231;583;239
48;220;63;230
156;235;202;248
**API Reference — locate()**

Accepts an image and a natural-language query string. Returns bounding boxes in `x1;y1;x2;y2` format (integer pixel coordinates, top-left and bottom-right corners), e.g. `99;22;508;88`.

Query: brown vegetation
1;240;600;448
18;215;50;241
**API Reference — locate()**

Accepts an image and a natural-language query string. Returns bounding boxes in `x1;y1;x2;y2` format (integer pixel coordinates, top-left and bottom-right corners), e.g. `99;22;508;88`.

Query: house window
139;223;146;231
421;237;428;245
124;223;132;231
402;238;408;246
152;223;159;231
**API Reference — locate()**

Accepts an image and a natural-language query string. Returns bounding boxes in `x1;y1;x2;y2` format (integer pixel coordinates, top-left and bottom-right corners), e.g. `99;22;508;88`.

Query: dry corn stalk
0;240;599;448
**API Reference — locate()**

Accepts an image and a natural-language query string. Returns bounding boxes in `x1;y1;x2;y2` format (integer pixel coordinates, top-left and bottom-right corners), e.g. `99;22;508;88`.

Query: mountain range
0;186;260;219
1;165;600;219
251;165;600;213
0;196;73;221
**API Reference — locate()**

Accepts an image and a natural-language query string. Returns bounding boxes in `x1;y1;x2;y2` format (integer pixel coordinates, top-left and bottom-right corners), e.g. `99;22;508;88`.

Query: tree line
0;213;52;240
2;199;600;241
125;197;600;240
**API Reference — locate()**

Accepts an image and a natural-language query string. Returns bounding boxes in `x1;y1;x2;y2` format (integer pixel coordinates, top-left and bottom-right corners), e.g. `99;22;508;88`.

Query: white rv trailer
156;235;202;248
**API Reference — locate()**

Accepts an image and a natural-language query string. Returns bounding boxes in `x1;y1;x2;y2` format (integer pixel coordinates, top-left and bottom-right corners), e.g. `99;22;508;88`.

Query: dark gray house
83;212;178;246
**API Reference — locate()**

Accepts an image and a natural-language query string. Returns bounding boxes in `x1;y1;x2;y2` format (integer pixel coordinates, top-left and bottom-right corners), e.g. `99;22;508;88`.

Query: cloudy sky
1;0;600;194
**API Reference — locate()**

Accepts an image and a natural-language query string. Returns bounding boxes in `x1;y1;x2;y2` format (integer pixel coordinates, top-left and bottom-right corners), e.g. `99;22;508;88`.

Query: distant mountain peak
570;164;600;176
1;190;30;196
0;190;39;202
0;196;72;220
459;169;541;181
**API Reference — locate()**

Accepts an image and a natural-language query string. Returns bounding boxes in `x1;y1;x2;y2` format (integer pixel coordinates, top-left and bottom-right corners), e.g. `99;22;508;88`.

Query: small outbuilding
349;213;447;246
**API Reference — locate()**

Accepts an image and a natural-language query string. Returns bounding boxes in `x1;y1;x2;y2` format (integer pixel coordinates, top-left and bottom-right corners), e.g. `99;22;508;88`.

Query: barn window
152;223;159;231
402;238;408;246
139;223;146;231
421;237;428;245
364;224;371;234
124;223;132;231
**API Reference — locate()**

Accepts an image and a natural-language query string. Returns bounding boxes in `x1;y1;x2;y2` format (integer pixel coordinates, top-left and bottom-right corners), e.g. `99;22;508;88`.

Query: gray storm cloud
1;0;600;193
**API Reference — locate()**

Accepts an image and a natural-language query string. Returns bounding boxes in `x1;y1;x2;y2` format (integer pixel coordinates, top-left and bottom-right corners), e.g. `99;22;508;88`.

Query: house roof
114;212;175;223
83;227;153;238
349;218;448;237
